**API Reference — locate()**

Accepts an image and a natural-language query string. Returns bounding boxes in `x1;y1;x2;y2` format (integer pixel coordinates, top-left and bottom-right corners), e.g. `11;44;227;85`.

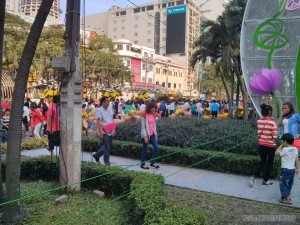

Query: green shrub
115;117;259;156
1;156;204;225
81;138;281;177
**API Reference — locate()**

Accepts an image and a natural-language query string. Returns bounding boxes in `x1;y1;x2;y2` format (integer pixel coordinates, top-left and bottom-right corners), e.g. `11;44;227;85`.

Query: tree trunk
235;78;240;119
233;58;248;122
0;0;6;209
217;68;231;110
229;68;235;118
3;0;54;223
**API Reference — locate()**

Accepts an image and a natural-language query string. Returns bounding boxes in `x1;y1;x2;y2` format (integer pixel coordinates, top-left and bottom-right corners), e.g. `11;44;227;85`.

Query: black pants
48;131;60;151
253;145;276;181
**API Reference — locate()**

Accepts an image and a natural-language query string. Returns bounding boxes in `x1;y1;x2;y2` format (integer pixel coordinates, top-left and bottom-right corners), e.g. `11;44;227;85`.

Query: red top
257;117;278;147
31;109;44;127
46;103;60;132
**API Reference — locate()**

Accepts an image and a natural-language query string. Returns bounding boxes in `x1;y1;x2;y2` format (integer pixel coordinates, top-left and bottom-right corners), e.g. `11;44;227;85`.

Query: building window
141;7;145;12
156;68;159;73
148;64;153;71
162;82;165;87
126;45;130;51
134;33;138;36
156;81;160;85
121;34;125;38
148;78;152;83
168;83;171;88
176;1;184;5
134;8;140;13
179;84;181;89
147;5;154;11
120;11;126;16
121;27;125;30
162;3;166;8
148;23;152;27
117;44;123;50
174;83;176;88
134;25;138;29
147;30;151;35
126;60;130;67
114;20;117;24
134;41;138;44
147;39;151;43
114;28;117;32
116;12;119;16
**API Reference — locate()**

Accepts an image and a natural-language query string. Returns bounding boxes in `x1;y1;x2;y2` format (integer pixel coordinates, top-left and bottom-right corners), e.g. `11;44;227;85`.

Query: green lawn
165;185;300;225
18;181;130;225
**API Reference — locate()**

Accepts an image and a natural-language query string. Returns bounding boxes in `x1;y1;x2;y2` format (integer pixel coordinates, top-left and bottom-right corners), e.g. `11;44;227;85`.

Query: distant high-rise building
5;0;21;13
20;0;61;25
84;0;203;96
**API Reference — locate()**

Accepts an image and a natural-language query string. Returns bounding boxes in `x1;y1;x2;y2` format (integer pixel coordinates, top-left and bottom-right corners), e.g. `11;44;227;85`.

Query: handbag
103;122;116;133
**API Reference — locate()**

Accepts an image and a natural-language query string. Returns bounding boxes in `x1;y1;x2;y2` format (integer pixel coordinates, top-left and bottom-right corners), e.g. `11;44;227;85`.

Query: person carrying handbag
249;103;278;187
93;96;115;165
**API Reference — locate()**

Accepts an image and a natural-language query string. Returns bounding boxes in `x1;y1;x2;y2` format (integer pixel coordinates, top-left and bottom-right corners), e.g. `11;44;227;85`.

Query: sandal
141;165;149;169
279;198;293;205
150;164;160;169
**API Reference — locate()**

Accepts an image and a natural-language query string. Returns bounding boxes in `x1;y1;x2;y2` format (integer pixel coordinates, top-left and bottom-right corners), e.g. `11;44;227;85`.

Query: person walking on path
93;96;115;165
249;103;278;187
275;133;299;205
140;101;160;169
277;102;300;138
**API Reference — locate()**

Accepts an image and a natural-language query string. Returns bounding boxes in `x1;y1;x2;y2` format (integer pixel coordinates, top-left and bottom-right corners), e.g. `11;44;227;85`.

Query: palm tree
190;0;247;119
3;0;54;223
0;0;6;209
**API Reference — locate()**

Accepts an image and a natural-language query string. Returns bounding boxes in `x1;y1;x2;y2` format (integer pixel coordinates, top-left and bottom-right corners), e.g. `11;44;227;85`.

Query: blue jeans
279;168;295;197
198;110;202;118
94;134;112;165
141;134;159;166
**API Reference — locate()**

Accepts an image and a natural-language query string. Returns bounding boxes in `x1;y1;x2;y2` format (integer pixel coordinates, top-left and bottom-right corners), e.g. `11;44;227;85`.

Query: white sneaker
262;180;273;185
249;176;255;187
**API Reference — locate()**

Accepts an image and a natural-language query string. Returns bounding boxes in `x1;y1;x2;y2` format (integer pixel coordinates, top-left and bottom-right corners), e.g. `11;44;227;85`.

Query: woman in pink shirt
140;101;160;169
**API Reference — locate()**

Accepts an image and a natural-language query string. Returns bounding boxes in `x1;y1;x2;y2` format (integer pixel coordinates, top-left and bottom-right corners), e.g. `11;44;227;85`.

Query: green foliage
115;117;258;155
2;157;204;224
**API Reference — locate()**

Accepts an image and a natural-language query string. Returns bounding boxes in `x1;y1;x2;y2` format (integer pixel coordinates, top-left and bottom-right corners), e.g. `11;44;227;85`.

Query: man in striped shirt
249;104;278;187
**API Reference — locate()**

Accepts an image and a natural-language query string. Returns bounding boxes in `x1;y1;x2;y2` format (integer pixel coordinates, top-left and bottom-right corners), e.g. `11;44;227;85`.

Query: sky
60;0;156;16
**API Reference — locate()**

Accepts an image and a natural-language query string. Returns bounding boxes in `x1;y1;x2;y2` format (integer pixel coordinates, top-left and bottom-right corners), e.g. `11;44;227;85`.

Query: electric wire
0;130;250;207
53;136;251;225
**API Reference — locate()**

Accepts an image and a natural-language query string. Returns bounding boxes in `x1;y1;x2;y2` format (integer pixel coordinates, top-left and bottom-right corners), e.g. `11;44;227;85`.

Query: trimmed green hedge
1;157;205;225
81;136;281;178
115;117;259;156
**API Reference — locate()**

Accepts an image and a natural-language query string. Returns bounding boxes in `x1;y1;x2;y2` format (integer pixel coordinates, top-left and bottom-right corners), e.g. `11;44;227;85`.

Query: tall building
20;0;61;25
84;0;201;97
5;0;21;13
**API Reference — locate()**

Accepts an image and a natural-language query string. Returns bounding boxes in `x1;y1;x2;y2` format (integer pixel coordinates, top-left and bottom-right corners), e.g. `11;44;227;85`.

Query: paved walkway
19;148;300;208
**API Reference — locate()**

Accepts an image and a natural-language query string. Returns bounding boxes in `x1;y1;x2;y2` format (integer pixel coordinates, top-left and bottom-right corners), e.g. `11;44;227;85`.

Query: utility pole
60;0;82;191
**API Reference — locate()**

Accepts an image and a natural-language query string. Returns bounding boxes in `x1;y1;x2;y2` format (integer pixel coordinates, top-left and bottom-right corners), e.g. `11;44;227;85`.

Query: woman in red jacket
30;102;44;138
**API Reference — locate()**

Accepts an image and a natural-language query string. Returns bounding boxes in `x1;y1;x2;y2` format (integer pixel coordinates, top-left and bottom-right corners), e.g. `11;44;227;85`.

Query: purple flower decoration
249;68;282;95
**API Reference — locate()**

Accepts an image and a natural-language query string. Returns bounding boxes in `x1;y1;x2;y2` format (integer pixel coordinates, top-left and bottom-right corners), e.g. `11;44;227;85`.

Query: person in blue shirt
277;102;300;138
210;100;219;118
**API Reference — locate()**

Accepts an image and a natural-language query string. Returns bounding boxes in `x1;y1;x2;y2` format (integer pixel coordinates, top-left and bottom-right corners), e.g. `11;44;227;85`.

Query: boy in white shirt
275;133;300;205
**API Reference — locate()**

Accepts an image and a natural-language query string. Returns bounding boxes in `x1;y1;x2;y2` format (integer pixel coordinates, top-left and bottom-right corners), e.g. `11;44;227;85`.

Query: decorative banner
241;0;300;117
131;58;141;83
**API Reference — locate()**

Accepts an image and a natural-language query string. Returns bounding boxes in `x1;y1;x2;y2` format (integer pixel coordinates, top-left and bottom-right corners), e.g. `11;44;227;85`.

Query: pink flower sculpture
249;68;282;95
286;0;300;10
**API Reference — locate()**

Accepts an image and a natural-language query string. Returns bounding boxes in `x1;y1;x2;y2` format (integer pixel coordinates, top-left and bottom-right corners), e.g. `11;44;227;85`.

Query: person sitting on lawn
275;133;299;205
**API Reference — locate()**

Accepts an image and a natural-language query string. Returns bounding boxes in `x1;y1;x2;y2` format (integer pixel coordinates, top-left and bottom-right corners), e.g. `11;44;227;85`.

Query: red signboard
131;58;141;82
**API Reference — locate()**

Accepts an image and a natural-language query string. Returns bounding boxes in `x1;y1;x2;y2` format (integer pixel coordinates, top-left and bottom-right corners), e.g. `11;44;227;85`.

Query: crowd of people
2;96;300;205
